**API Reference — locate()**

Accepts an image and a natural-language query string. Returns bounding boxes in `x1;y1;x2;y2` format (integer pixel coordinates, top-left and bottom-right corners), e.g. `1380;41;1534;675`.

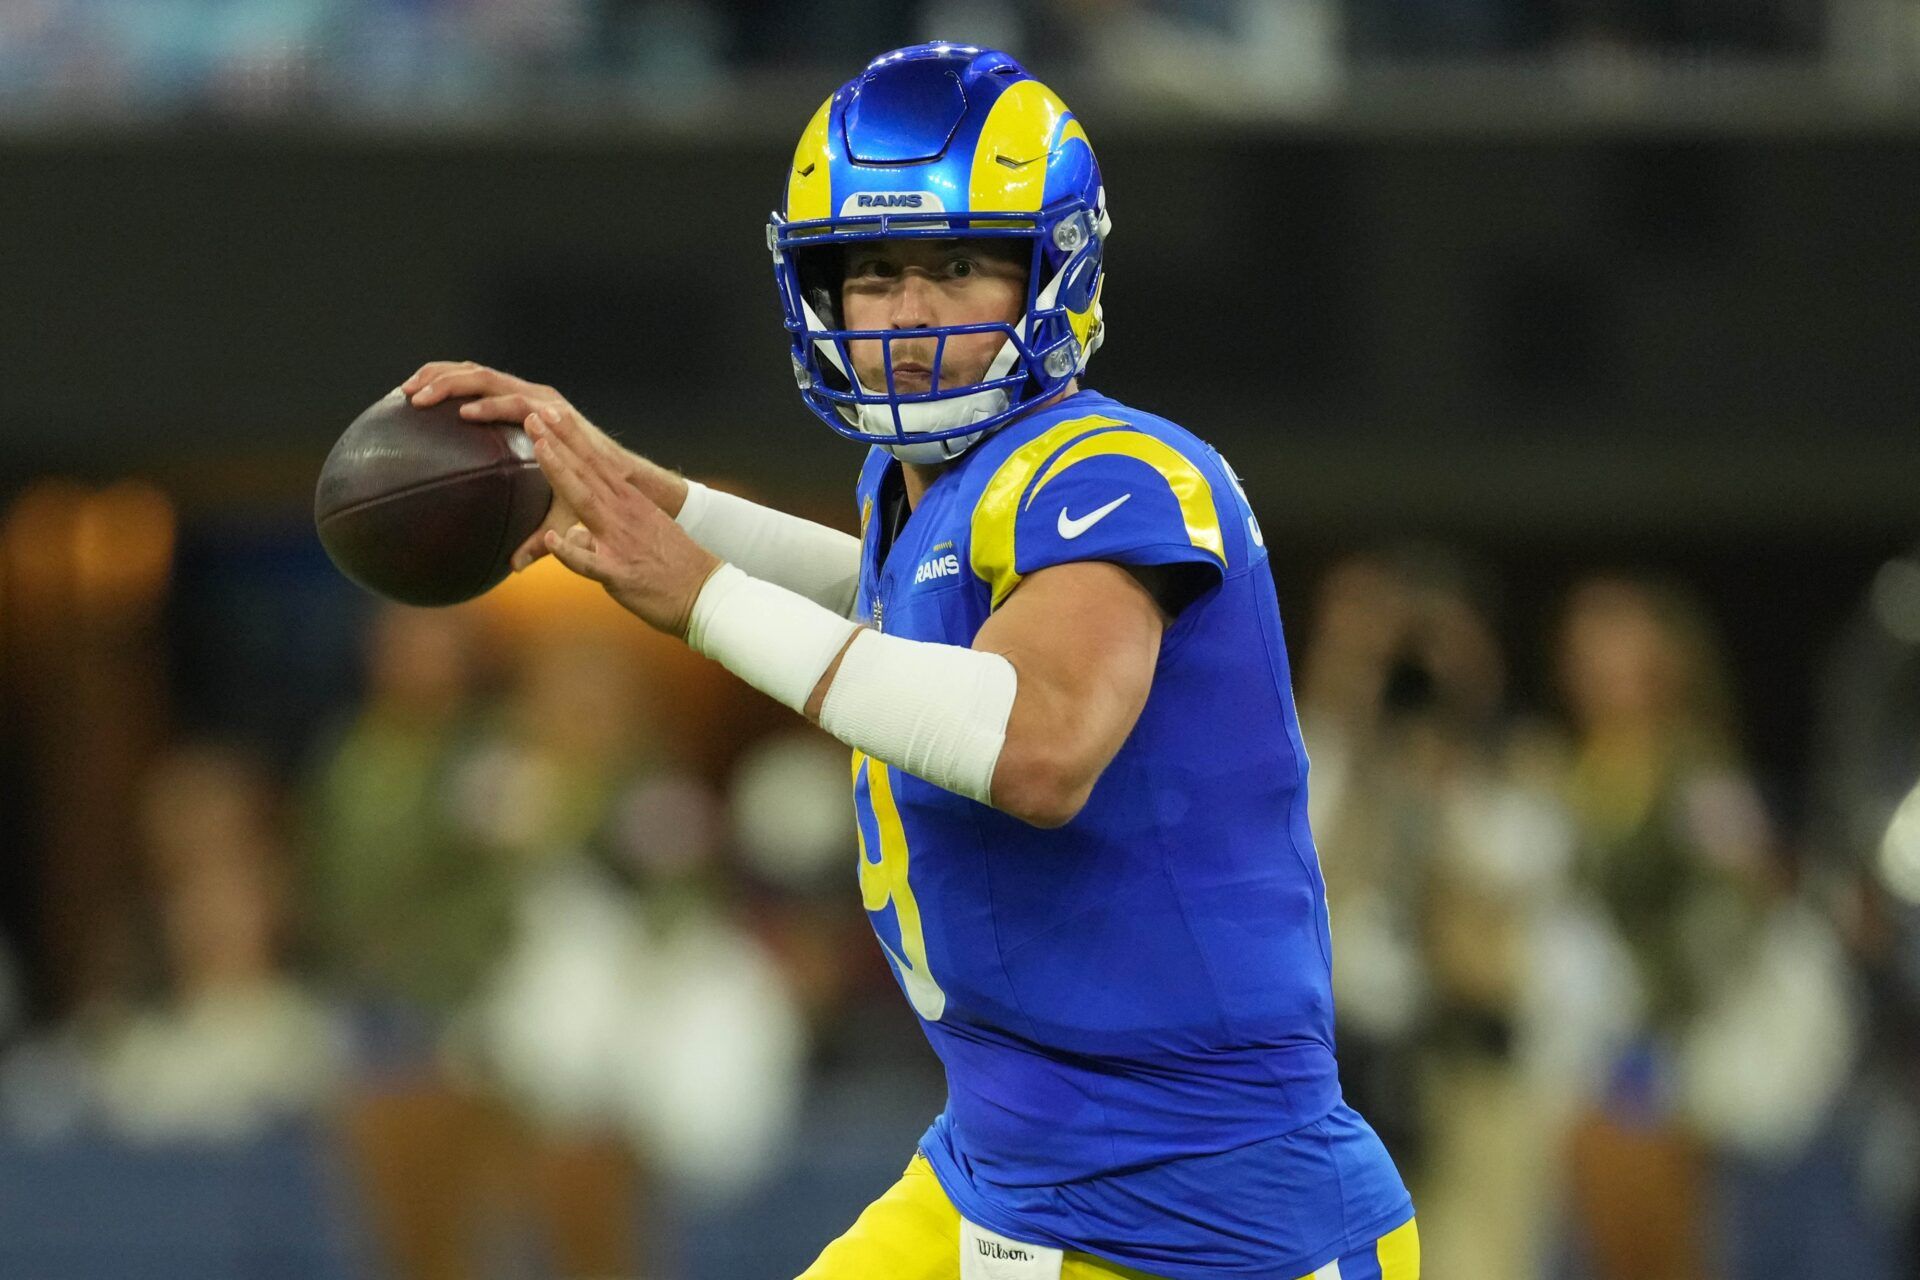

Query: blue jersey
848;391;1412;1278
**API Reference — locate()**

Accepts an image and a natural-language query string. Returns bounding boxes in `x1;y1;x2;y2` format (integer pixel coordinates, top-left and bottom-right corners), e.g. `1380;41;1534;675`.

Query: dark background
3;5;1919;1273
8;125;1914;796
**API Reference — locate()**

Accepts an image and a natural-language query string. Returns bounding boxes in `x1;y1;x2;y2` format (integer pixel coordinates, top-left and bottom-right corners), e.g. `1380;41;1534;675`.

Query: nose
888;270;936;330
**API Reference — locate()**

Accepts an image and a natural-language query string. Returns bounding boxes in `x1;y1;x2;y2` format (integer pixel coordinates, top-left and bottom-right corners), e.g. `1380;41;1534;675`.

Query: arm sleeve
675;481;862;618
686;566;1014;806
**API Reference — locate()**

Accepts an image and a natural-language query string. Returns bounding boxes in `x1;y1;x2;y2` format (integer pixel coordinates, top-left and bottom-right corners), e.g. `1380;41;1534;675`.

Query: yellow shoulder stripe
968;415;1226;610
970;415;1121;608
1028;430;1225;562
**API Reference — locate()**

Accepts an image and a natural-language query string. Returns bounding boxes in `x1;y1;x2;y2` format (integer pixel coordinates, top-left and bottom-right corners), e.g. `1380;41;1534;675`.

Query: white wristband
820;630;1017;805
687;564;858;713
676;481;863;618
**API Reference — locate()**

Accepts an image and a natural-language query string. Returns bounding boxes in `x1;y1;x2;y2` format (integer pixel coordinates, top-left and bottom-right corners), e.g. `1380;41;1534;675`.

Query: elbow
991;744;1098;829
996;784;1088;830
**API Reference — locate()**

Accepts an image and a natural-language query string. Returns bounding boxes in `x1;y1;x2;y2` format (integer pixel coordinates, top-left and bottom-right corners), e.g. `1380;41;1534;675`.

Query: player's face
840;239;1027;395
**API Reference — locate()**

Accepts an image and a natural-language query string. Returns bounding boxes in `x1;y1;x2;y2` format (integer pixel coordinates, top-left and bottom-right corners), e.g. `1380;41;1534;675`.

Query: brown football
315;390;551;607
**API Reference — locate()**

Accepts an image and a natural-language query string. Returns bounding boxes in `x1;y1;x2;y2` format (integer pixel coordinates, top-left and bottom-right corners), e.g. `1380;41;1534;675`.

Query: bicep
974;560;1165;822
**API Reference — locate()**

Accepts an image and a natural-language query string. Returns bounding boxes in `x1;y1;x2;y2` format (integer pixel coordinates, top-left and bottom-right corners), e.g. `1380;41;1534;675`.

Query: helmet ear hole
792;245;844;329
806;286;838;328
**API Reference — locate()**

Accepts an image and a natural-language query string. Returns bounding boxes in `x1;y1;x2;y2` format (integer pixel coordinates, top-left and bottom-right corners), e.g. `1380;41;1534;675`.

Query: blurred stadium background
4;1;1920;1278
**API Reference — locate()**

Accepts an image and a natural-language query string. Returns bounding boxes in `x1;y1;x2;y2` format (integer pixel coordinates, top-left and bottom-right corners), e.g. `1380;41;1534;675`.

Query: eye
946;256;976;278
847;255;897;281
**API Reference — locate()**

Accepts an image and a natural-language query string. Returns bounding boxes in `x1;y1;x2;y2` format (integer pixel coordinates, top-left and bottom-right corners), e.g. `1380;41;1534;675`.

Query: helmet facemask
771;204;1106;463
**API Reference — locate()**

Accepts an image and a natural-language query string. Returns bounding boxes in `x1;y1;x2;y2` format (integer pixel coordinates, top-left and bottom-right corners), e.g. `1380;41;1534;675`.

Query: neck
900;379;1081;509
901;460;943;508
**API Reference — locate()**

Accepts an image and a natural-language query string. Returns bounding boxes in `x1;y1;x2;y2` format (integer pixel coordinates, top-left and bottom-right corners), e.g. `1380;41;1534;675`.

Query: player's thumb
511;491;578;571
510;532;549;572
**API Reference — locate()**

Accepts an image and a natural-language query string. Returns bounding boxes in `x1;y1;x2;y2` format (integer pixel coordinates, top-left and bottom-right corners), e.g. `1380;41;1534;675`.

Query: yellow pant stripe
1376;1216;1420;1279
799;1155;1415;1280
797;1157;958;1280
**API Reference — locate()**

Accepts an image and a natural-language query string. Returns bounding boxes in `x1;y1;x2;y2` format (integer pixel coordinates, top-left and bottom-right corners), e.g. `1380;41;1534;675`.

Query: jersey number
853;751;947;1021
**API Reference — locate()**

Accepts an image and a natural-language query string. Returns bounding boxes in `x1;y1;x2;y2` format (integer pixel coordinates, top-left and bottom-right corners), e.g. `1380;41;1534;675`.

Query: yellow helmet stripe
787;95;835;222
968;79;1083;214
1068;273;1104;350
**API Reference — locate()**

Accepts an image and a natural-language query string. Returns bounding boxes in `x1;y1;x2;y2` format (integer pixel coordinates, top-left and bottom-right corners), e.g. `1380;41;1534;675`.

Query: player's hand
527;405;723;639
397;360;682;571
400;360;615;570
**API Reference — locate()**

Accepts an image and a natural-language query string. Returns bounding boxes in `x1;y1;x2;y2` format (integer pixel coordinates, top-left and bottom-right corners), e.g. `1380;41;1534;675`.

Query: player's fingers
515;399;624;465
411;365;524;407
509;531;548;572
531;423;607;530
536;407;634;507
410;368;497;406
399;360;477;395
544;527;606;583
457;392;541;424
566;413;625;462
531;410;625;510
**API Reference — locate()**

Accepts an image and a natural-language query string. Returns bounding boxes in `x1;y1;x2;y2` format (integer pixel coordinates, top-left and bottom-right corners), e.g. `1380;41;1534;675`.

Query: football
314;390;552;606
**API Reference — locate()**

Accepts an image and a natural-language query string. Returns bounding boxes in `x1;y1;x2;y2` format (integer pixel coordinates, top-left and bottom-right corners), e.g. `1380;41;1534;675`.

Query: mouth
886;362;935;391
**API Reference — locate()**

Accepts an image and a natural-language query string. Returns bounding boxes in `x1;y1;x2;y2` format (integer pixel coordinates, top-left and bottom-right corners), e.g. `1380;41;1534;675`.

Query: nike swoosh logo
1057;493;1132;539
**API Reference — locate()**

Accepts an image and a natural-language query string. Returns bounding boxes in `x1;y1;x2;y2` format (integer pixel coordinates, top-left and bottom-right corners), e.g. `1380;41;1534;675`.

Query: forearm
673;480;862;617
806;630;1082;827
688;565;1017;809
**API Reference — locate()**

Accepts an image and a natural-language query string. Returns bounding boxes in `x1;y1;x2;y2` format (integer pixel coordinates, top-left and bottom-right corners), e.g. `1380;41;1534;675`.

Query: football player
400;42;1416;1280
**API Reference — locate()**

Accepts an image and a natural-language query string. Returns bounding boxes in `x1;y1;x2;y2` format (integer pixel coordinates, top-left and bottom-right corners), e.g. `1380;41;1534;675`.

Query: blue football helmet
769;44;1110;463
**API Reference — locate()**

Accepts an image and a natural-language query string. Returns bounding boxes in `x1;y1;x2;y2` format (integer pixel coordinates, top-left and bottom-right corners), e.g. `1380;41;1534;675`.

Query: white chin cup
856;384;1008;463
854;330;1021;462
804;296;1025;462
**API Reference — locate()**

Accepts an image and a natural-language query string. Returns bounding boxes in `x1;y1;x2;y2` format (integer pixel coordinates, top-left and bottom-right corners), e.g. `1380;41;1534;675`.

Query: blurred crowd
0;0;1868;125
3;537;1920;1279
1300;551;1920;1279
0;545;932;1278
